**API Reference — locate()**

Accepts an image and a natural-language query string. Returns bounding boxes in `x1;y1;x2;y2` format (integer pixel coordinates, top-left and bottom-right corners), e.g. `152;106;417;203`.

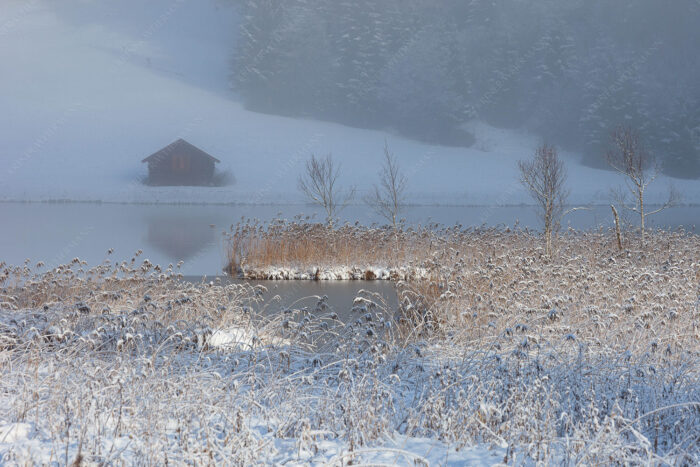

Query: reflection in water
146;216;217;263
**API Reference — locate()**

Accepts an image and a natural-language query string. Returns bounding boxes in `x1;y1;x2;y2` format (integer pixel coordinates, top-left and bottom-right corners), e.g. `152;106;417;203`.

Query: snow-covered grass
1;228;699;465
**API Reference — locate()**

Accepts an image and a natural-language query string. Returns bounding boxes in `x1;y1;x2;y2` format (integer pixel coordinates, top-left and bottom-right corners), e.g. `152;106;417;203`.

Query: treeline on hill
230;0;700;178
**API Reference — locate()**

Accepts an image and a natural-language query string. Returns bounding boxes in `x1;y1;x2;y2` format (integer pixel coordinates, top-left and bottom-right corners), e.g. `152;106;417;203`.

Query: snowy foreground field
1;230;700;465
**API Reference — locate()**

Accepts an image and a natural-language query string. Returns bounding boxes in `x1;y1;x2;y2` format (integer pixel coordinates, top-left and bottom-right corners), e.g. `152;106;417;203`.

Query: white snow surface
2;0;699;206
208;326;290;350
0;419;504;465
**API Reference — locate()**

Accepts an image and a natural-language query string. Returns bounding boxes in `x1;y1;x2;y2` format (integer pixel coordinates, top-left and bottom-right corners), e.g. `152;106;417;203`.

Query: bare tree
365;141;407;228
298;153;354;226
604;125;679;243
518;143;569;256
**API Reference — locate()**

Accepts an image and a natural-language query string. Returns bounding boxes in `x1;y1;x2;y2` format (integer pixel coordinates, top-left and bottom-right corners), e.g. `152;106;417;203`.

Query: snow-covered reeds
1;228;699;464
225;218;439;279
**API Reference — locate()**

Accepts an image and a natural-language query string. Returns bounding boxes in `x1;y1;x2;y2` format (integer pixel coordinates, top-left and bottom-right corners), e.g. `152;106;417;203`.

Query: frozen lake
1;201;698;276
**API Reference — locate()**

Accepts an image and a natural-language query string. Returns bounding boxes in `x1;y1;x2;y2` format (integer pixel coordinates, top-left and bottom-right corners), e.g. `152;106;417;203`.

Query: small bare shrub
518;143;568;257
365;141;406;229
605;125;680;243
298;153;354;226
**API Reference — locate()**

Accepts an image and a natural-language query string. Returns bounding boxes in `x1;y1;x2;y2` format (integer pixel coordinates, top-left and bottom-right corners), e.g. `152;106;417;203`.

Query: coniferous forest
232;0;700;178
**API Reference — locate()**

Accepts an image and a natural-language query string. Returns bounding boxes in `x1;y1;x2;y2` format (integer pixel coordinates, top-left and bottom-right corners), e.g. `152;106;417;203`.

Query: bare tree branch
646;184;681;217
298;153;354;226
562;206;591;217
364;141;407;228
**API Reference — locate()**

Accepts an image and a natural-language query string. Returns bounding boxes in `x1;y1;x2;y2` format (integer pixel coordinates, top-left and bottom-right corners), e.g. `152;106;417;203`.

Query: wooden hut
142;139;221;186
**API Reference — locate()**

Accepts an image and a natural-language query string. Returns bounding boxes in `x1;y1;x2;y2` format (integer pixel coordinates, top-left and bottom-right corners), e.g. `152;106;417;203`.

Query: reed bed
1;227;699;464
225;218;437;277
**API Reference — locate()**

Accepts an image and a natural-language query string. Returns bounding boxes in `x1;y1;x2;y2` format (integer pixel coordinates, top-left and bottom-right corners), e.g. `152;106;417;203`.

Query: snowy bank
236;265;430;281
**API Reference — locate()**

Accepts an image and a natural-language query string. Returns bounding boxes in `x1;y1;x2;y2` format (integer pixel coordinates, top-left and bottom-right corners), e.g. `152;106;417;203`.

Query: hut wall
148;153;215;186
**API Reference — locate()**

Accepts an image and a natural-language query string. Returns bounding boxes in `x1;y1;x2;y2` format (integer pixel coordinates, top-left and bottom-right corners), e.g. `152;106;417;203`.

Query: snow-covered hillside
1;0;698;205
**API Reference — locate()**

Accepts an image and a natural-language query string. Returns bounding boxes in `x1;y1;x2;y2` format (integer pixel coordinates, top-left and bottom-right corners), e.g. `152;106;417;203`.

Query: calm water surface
1;202;697;277
186;276;400;322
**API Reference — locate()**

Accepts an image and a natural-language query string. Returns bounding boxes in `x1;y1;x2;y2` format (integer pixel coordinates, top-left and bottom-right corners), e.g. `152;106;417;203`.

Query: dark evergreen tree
230;0;700;177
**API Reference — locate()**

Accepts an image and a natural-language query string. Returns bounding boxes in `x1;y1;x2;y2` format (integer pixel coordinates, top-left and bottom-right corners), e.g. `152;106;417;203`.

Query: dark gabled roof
142;138;221;164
